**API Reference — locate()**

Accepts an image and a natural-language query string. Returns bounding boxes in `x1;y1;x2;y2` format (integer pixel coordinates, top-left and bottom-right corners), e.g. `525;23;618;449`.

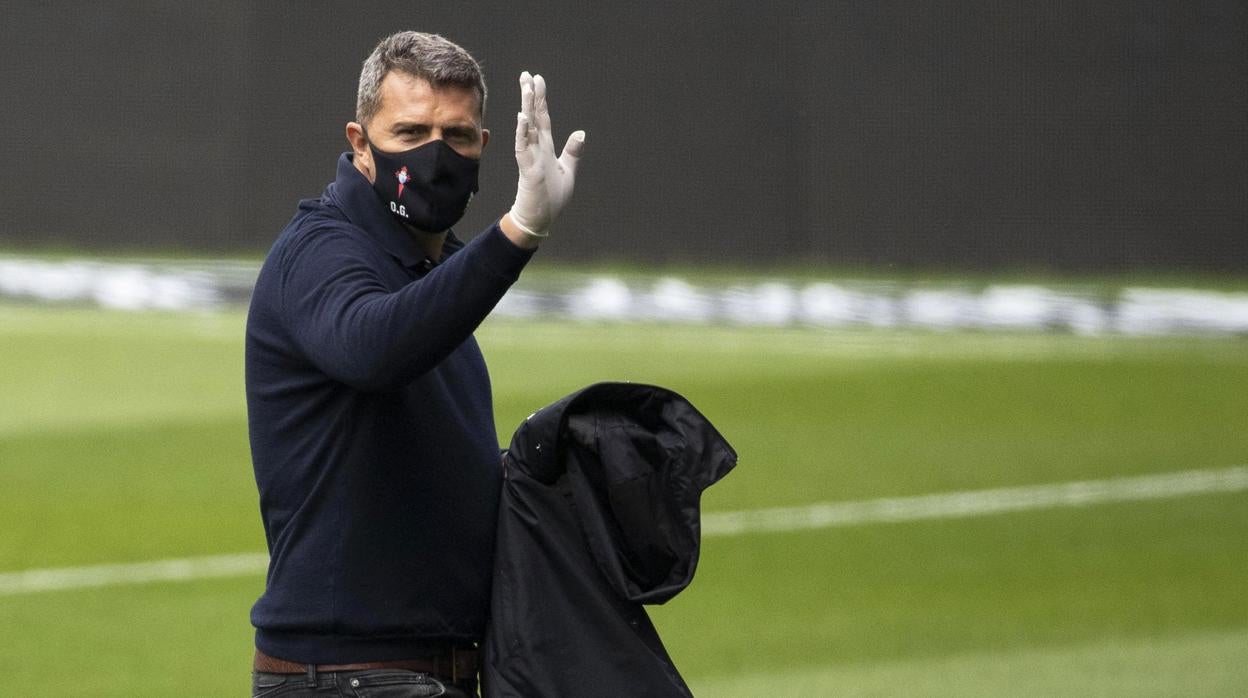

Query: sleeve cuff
474;220;537;281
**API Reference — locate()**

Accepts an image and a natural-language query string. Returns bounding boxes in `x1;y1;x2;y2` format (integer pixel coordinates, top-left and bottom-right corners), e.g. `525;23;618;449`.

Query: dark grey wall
2;1;1244;271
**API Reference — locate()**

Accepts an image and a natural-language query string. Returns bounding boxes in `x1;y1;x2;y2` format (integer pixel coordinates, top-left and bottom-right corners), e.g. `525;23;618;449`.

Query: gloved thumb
559;130;586;173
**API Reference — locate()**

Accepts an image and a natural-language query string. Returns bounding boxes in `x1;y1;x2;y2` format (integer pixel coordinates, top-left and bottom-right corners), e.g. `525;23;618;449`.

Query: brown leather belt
254;646;479;682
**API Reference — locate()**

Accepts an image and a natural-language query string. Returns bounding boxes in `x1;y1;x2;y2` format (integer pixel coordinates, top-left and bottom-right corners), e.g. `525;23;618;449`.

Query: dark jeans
251;668;477;697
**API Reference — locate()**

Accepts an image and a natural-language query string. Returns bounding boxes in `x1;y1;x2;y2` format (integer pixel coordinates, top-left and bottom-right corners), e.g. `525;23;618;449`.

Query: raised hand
505;71;586;243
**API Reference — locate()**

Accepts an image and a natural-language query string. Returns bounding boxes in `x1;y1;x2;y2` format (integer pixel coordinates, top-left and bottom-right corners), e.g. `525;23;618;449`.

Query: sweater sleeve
278;222;533;392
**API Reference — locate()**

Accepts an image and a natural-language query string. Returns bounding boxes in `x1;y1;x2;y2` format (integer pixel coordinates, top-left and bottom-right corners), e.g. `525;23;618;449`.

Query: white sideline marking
0;553;269;597
702;465;1248;536
2;467;1246;596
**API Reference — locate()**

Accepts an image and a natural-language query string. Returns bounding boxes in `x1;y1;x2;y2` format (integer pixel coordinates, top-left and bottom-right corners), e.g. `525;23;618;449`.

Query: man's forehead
376;71;482;125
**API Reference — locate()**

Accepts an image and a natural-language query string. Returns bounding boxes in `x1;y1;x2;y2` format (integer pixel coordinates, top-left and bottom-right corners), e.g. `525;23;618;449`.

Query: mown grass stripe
3;467;1245;595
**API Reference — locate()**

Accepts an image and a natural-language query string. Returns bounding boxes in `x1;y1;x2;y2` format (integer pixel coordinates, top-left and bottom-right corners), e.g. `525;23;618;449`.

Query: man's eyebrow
389;121;480;135
390;121;431;133
441;125;479;137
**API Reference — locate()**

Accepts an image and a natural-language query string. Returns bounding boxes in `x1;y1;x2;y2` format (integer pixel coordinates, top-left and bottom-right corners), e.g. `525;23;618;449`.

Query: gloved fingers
533;74;551;131
558;130;586;174
516;72;540;164
532;74;555;153
519;71;535;123
514;112;535;168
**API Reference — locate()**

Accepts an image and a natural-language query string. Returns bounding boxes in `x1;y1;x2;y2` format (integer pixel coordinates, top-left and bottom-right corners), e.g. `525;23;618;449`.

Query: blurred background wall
1;0;1244;271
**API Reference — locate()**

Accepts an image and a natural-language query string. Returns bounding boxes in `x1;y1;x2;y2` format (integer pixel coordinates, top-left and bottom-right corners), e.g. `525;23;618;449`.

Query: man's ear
481;128;490;150
346;121;375;182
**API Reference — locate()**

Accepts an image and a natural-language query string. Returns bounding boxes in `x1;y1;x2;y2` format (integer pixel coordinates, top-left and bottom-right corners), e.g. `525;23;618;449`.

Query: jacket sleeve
278;222;533;392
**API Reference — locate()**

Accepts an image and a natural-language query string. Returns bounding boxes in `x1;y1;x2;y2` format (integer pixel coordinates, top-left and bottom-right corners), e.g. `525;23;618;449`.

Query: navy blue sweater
245;153;534;663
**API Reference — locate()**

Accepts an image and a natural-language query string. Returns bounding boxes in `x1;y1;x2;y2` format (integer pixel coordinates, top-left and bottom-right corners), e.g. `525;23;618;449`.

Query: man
244;31;584;697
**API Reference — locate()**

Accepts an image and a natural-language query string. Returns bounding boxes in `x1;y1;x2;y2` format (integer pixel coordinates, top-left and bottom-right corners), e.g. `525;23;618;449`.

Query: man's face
347;71;489;183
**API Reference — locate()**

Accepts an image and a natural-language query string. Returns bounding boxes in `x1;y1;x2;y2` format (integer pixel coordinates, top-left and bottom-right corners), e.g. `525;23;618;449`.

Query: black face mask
367;138;480;233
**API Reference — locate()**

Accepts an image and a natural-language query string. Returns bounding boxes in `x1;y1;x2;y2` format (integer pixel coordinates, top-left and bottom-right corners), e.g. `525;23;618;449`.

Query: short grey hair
356;31;487;124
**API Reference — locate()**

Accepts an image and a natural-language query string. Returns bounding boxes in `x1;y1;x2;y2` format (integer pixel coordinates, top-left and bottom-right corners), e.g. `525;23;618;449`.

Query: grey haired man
245;30;585;697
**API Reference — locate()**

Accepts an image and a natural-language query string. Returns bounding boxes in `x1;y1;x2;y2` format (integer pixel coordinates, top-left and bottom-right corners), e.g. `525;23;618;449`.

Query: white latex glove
508;71;585;239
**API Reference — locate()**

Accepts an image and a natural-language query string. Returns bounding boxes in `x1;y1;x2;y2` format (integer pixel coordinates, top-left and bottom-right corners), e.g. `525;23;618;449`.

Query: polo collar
327;152;465;269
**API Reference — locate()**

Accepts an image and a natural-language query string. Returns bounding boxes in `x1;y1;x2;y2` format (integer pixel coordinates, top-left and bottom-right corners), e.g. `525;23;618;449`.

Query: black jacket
483;383;737;697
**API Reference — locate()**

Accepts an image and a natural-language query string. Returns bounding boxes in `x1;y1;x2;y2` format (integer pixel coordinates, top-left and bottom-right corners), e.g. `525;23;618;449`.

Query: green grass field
2;302;1247;696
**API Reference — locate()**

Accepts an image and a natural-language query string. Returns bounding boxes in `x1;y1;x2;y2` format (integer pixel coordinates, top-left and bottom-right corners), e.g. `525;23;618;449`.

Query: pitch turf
1;303;1246;696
